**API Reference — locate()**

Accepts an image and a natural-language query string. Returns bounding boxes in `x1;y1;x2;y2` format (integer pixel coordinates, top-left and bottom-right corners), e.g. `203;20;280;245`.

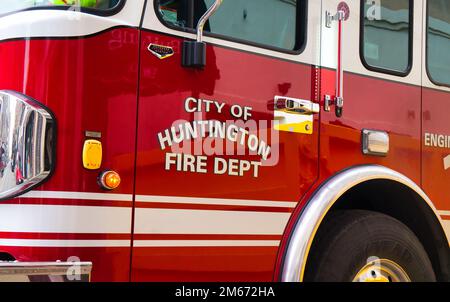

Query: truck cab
0;0;449;282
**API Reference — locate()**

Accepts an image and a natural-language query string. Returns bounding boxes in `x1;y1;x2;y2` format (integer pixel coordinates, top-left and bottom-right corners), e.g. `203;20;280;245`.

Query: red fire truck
0;0;449;282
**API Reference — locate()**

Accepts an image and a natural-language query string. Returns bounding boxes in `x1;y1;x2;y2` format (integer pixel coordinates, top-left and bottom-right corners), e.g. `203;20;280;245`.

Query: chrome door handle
273;96;320;115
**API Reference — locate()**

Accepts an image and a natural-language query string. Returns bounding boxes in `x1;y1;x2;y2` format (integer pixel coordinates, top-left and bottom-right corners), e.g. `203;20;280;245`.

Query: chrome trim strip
281;165;448;282
0;261;92;282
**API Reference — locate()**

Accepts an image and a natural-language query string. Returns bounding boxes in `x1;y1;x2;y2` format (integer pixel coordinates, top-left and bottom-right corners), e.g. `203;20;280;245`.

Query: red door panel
132;31;319;281
0;27;140;281
422;88;450;213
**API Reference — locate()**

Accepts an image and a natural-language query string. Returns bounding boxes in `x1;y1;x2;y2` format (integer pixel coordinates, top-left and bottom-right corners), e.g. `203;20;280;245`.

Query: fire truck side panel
0;22;140;280
319;69;421;183
127;0;323;282
422;88;450;222
276;0;450;281
317;0;421;184
0;0;448;282
319;0;450;244
131;33;319;281
421;0;450;234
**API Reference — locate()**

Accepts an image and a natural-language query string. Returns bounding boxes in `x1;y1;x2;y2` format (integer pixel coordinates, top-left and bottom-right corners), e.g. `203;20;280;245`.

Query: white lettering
158;129;173;150
425;133;431;146
213;158;262;178
184;97;198;113
424;133;450;150
214;157;228;175
230;105;243;119
165;153;208;174
165;153;177;171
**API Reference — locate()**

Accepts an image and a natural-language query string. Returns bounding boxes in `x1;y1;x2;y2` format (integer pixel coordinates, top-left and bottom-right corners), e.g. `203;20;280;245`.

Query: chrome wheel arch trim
280;164;448;282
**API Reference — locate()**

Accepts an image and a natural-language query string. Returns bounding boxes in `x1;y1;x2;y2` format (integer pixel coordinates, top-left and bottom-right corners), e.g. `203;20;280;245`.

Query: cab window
427;0;450;86
361;0;412;75
0;0;121;15
157;0;307;52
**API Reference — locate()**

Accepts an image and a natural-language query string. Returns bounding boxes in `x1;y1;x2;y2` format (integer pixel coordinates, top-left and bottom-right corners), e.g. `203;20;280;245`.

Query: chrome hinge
326;10;345;28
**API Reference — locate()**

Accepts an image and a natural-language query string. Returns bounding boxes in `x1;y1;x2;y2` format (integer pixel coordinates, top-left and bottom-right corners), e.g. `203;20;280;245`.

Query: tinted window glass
362;0;411;73
427;0;450;86
158;0;305;51
0;0;121;14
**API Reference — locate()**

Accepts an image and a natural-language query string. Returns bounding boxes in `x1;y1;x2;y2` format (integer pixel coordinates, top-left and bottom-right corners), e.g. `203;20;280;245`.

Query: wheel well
319;179;450;281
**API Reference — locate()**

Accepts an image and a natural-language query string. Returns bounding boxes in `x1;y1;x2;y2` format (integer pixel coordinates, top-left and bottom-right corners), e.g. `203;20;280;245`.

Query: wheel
304;210;436;282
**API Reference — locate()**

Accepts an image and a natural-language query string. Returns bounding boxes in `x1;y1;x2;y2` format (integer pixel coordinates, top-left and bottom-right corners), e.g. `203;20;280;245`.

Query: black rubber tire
304;210;436;282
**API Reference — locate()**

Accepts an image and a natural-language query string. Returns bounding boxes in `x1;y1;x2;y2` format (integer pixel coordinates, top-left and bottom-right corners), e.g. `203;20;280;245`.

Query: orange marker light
98;170;121;190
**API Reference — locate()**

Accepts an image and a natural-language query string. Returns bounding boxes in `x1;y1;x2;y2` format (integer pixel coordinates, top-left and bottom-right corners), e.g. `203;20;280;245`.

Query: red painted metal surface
136;31;319;202
273;68;423;280
0;27;139;194
319;70;421;183
132;31;319;281
0;28;319;281
0;24;446;282
0;27;139;281
132;247;278;282
422;87;450;212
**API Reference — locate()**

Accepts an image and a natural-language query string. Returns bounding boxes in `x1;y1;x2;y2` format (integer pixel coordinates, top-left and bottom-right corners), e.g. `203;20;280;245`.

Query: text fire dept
157;97;272;178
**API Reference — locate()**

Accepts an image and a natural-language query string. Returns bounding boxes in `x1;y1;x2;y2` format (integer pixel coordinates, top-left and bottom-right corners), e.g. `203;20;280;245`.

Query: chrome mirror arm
182;0;223;68
196;0;223;43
